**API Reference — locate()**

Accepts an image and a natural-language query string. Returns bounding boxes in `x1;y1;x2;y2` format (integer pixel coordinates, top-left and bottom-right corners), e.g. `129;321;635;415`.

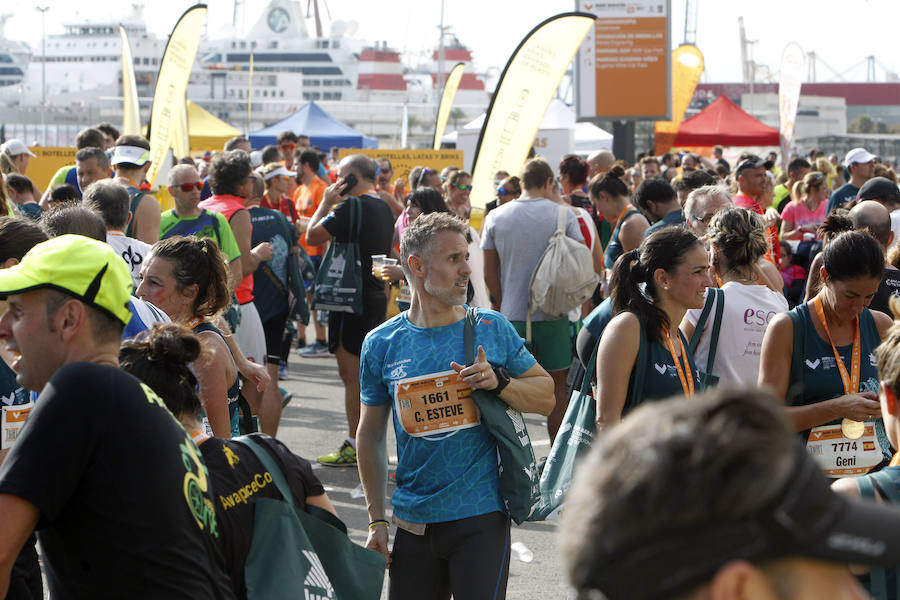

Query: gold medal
841;418;865;440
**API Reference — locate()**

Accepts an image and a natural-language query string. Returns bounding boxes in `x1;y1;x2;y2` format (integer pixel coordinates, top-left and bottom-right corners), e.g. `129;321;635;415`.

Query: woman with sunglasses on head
595;227;709;430
760;230;893;479
119;322;335;600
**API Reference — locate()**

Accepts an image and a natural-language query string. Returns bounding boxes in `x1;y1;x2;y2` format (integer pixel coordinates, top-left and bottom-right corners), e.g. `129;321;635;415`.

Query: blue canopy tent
249;102;378;149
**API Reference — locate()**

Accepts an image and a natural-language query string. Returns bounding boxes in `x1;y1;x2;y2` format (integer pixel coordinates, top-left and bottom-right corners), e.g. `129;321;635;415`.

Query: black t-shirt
199;434;324;600
0;362;234;600
870;266;900;317
322;193;394;299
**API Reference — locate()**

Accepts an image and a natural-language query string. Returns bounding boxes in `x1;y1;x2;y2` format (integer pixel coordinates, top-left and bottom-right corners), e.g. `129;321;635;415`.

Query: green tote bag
312;196;364;314
238;435;386;600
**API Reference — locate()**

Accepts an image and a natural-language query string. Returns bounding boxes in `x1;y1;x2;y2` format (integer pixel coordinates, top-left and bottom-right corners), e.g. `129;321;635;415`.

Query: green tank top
788;303;890;460
624;327;700;415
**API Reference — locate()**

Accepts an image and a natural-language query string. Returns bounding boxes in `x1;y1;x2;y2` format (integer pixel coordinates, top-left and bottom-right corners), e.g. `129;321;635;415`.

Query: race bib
806;422;885;477
1;401;33;450
394;370;480;437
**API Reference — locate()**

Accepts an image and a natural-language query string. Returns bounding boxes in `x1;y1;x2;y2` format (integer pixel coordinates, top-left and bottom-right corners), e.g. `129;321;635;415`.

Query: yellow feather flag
433;62;465;151
119;26;141;136
146;4;207;188
469;13;595;210
653;44;704;156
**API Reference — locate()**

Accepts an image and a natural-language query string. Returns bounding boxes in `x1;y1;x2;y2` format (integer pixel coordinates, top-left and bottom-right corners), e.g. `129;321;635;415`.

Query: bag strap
688;289;716;352
351;196;362;242
704;289;725;380
628;314;647;409
234;435;295;507
260;263;288;296
556;204;567;235
787;307;805;404
464;307;477;366
580;341;600;397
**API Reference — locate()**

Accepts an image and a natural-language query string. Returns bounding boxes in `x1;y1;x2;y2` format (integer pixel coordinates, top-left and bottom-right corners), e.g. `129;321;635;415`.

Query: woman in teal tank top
596;227;709;429
760;230;893;478
588;165;649;272
136;235;239;438
834;303;900;599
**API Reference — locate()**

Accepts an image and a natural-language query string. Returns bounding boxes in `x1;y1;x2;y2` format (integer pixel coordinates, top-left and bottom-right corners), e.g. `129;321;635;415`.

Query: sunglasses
281;143;297;150
178;181;203;192
454;183;472;191
497;187;512;196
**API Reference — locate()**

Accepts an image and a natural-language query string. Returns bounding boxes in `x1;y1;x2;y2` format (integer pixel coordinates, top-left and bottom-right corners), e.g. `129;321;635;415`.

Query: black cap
735;155;770;175
858;176;900;204
582;447;900;600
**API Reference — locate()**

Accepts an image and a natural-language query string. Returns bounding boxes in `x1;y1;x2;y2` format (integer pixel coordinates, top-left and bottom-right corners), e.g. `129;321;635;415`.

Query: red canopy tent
672;95;780;147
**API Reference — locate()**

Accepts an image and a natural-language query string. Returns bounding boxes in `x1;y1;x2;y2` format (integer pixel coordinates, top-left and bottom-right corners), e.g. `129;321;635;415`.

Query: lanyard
185;316;203;329
190;429;209;445
662;326;694;397
812;296;860;395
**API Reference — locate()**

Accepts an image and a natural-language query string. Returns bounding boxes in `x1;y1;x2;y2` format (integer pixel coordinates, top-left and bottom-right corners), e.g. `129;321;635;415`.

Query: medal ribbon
812;296;860;396
185;316;203;330
600;204;633;256
662;326;694;398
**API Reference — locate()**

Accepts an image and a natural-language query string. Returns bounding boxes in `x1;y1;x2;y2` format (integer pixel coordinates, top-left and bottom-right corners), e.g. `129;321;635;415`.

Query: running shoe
278;363;290;380
280;387;293;408
298;340;329;358
317;441;357;466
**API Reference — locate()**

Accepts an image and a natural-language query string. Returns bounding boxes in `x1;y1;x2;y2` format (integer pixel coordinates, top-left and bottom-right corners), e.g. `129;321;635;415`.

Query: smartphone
340;173;358;195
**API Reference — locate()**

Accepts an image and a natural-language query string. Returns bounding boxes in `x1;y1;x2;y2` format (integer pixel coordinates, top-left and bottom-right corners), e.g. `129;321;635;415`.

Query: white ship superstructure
18;5;165;110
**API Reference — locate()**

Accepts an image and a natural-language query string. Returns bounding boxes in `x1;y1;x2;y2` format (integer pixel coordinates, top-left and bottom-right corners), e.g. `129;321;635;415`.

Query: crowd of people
2;124;900;599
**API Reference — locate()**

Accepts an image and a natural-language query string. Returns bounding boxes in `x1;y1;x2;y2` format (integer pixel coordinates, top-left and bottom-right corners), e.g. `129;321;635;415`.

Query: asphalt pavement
278;345;571;599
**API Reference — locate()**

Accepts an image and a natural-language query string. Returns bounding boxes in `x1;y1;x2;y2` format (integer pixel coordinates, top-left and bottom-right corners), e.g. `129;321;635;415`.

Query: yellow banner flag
120;26;141;136
653;44;704;156
171;98;190;161
433;62;465;151
146;4;207;188
469;13;595;210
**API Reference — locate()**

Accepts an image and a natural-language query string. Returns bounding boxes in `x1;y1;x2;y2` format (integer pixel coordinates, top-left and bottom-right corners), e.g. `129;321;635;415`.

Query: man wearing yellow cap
0;235;233;598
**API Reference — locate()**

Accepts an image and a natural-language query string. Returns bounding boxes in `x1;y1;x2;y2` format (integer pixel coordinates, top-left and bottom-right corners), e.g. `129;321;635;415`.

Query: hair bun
147;323;202;365
608;165;626;179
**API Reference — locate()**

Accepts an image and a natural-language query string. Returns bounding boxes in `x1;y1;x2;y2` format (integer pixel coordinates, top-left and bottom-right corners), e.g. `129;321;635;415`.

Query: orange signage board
576;0;671;120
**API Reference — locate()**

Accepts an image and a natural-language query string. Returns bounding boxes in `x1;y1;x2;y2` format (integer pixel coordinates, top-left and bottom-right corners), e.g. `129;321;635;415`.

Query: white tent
442;99;613;170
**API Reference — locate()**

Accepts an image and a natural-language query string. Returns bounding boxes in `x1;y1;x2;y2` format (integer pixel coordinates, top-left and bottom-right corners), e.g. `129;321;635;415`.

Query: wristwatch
489;367;511;394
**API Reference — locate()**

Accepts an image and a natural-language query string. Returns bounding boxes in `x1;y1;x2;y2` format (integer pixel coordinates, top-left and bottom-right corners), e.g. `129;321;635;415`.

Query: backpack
525;205;600;342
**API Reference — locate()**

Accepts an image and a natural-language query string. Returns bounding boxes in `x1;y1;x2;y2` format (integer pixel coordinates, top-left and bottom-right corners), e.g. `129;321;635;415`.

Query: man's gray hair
683;185;733;221
400;213;471;279
81;179;131;230
167;163;199;188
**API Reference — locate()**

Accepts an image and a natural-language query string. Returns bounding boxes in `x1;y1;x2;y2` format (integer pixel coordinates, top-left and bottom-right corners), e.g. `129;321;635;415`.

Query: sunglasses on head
455;183;472;191
179;181;203;192
416;168;434;188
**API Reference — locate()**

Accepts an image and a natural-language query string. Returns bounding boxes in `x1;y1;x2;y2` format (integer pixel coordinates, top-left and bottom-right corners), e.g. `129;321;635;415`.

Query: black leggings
388;511;511;600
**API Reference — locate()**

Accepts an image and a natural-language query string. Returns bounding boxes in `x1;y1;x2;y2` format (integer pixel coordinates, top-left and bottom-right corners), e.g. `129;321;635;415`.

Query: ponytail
610;226;703;342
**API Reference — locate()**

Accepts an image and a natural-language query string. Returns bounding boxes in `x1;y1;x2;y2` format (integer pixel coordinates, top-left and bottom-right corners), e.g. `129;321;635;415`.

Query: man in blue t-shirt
357;212;554;600
827;147;876;213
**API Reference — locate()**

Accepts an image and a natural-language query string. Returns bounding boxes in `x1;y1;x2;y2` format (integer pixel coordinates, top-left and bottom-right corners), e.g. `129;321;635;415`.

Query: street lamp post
36;6;49;132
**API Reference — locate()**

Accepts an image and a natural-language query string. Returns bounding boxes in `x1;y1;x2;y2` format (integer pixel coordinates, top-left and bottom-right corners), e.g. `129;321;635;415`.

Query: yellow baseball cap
0;235;133;325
